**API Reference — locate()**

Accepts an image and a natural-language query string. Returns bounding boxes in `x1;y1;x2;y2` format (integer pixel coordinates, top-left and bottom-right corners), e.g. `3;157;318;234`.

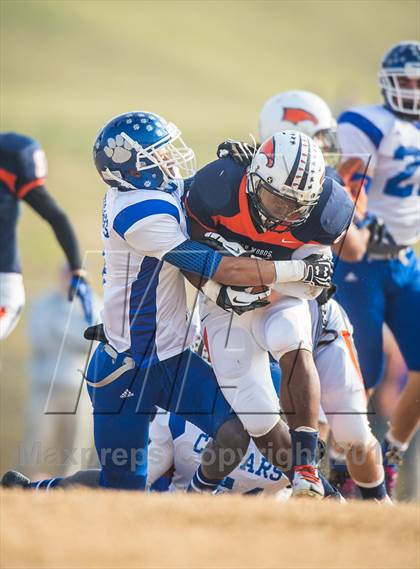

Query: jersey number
383;146;420;198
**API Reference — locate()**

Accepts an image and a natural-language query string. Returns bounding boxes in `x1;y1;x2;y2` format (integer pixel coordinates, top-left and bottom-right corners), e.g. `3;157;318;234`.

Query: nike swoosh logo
232;297;249;304
280;239;296;245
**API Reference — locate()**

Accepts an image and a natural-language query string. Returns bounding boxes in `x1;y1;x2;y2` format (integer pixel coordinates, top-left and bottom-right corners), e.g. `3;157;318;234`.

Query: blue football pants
334;249;420;389
85;344;235;490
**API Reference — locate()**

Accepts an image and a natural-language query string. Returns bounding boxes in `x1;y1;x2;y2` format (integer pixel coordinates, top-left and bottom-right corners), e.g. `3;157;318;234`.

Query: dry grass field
1;490;419;569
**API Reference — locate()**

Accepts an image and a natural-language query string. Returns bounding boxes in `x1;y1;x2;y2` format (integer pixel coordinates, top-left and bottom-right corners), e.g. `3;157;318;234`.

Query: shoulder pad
338;105;394;148
294;177;353;245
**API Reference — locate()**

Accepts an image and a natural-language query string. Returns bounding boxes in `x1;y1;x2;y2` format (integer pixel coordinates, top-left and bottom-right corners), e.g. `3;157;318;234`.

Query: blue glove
68;273;94;325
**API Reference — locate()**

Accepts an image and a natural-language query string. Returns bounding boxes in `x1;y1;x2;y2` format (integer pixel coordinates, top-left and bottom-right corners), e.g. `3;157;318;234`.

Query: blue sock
319;472;341;499
29;477;64;491
357;481;387;501
187;466;220;493
290;428;318;467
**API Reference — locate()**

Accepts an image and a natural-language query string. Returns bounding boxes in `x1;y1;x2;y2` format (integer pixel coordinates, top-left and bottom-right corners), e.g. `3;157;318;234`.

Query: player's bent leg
85;343;155;490
387;371;420;445
315;304;388;501
0;272;25;341
253;297;324;498
382;250;420;496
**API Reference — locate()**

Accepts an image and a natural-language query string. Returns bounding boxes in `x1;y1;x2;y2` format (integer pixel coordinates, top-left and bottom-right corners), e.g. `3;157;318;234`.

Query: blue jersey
0;132;47;272
337;105;420;245
185;158;353;260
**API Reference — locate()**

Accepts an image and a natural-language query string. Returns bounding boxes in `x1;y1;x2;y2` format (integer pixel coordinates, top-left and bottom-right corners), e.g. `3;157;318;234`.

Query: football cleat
292;465;325;499
1;470;30;489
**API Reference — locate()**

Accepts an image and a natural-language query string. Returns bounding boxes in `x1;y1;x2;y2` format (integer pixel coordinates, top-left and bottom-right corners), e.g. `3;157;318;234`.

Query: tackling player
0;132;93;339
334;41;420;496
185;130;354;499
2;112;333;491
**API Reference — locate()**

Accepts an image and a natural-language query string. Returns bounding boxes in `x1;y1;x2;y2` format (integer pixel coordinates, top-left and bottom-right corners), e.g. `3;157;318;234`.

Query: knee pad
210;325;256;380
329;414;374;451
252;298;312;359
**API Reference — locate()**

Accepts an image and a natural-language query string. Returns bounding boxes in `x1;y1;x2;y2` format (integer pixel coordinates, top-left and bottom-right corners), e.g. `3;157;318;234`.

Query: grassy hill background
0;0;418;469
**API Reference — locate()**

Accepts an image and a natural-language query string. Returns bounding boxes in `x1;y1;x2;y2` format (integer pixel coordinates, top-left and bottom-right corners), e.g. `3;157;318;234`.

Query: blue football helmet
93;111;196;190
379;41;420;116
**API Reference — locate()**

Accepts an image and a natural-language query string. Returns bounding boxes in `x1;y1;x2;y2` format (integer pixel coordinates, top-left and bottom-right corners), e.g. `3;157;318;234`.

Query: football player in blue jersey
2;112;334;492
333;41;420;497
0;132;93;339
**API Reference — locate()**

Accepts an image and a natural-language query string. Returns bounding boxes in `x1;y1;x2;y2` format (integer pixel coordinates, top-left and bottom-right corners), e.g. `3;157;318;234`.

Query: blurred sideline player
149;296;389;501
0;131;93;341
2;111;330;491
186;131;352;499
334;41;420;496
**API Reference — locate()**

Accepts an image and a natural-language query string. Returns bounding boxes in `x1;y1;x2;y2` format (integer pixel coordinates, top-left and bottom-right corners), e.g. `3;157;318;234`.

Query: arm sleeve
23;185;82;270
147;413;175;485
15;140;48;199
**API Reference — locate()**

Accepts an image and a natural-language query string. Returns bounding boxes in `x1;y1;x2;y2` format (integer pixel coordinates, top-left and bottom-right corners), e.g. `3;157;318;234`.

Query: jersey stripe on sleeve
113;199;181;239
338;111;384;148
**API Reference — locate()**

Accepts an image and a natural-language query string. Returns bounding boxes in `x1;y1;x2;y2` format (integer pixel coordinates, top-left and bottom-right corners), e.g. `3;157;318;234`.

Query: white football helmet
247;131;325;231
259;90;339;161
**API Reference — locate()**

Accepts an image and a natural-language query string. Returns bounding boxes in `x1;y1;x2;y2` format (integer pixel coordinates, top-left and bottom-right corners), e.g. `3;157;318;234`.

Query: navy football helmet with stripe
93;111;196;191
247;131;325;230
379;41;420;117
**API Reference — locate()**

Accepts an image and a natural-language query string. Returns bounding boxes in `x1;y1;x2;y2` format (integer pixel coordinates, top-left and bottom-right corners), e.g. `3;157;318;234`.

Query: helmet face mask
313;128;341;168
249;173;317;229
379;42;420;117
247;131;325;231
94;112;196;191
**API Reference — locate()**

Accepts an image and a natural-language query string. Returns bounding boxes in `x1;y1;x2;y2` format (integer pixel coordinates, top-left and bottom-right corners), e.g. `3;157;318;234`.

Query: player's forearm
332;224;370;262
213;256;276;286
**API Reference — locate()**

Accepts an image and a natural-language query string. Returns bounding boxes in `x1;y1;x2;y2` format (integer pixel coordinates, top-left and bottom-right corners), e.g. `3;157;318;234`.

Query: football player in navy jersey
186;130;354;498
254;89;395;499
0;132;93;339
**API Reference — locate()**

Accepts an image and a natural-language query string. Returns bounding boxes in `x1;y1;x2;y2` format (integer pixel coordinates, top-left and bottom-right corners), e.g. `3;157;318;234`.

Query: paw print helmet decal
93;111;196;190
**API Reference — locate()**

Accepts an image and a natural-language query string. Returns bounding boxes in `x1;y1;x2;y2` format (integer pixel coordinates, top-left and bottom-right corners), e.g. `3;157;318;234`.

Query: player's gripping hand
215;285;270;315
366;216;396;252
216;139;258;167
68;271;94;325
203;232;250;257
301;255;333;287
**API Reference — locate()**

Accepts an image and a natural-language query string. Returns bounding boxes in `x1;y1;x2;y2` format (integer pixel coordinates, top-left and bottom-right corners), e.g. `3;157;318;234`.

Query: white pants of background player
200;294;373;449
0;273;25;341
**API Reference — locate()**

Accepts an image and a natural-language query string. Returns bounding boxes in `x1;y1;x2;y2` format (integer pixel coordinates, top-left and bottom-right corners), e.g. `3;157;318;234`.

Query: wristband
201;280;222;303
273;260;305;283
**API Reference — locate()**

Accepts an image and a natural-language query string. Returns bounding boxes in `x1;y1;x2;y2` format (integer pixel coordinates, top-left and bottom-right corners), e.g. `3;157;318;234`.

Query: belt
367;246;410;262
